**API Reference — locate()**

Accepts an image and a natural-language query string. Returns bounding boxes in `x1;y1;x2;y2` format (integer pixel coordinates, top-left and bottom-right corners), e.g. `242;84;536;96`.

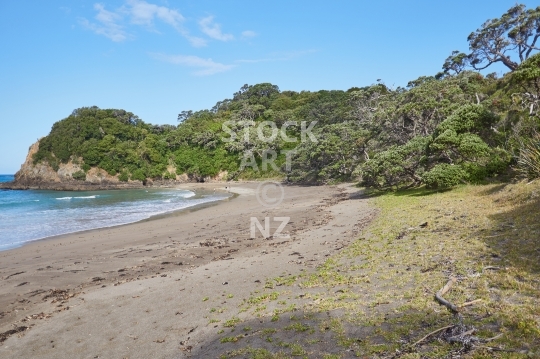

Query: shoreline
0;185;237;253
0;178;232;191
0;182;375;359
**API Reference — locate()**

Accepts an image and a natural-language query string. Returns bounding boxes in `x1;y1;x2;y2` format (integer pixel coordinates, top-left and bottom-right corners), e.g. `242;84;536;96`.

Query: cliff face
2;140;228;190
14;140;58;183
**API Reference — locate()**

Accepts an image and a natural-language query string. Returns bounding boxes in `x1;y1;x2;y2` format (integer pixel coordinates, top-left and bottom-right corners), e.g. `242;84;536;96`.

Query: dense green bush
72;170;87;181
361;136;430;189
422;164;468;189
118;170;129;182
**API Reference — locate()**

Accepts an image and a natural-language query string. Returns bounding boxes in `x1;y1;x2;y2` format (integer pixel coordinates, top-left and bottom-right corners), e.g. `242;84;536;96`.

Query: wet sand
0;182;374;358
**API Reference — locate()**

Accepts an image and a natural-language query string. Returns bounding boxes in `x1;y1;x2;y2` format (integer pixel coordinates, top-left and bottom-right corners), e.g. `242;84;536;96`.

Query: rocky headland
1;140;228;191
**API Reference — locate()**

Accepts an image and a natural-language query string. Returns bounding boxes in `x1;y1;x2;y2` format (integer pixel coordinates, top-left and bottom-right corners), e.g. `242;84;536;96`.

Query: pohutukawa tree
444;4;540;74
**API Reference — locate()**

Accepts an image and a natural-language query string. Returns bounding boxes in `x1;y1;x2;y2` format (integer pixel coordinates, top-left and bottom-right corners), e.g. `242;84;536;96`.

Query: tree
288;122;369;184
467;4;540;71
511;53;540;116
360;136;430;190
441;51;470;76
177;110;193;123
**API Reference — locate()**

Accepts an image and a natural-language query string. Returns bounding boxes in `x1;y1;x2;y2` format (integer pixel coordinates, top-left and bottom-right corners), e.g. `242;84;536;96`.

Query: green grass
223;317;242;328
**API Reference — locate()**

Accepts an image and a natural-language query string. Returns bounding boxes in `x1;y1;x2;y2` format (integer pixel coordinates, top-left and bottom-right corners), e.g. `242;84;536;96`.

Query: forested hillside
30;4;540;188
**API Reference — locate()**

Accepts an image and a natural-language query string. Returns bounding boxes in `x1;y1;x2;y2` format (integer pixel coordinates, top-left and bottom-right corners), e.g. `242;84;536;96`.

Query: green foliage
118;170;129;182
464;4;540;71
130;168;146;182
422;164;468;189
361;136;430;189
29;57;539;188
71;170;87;181
435;104;498;136
361;103;510;189
174;146;237;179
440;50;469;76
511;53;540;117
163;171;176;180
288;122;368;184
516;131;540;179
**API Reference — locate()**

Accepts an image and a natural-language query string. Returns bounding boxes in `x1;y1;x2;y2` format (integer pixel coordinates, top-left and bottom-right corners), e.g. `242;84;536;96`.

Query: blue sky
0;0;537;173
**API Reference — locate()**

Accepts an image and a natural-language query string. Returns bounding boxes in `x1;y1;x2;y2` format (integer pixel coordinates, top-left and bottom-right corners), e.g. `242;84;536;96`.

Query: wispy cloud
236;49;318;63
126;0;183;28
80;1;206;47
150;53;234;75
79;3;128;42
241;30;257;39
199;16;234;41
124;0;206;47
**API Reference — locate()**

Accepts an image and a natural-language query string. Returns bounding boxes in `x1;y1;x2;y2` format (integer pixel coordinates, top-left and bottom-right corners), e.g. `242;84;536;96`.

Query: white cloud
125;0;207;47
151;53;234;75
125;0;182;28
199;16;234;41
183;35;208;48
79;3;127;42
241;30;257;39
80;1;207;47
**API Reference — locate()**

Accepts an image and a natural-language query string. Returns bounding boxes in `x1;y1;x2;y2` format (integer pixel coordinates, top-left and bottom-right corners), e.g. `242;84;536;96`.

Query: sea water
0;175;228;250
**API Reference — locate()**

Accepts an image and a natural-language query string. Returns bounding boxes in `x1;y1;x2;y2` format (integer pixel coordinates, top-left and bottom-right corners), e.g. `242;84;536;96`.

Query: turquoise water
0;175;228;250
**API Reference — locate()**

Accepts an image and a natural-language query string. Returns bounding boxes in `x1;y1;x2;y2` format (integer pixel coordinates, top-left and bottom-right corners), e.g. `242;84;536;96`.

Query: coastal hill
4;57;540;191
3;4;540;191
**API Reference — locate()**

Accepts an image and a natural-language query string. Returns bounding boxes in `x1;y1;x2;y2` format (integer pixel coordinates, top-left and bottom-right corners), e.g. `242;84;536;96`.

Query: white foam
74;195;97;199
180;191;196;198
56;197;72;200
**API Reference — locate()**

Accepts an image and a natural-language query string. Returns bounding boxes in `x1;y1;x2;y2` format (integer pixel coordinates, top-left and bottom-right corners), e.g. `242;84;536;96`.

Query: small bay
0;175;228;250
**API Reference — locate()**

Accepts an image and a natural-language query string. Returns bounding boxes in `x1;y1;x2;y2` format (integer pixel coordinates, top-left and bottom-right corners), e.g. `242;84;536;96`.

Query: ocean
0;175;229;251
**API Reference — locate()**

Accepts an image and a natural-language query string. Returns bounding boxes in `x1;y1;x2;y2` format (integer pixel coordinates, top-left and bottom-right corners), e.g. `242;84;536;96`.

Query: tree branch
435;277;460;313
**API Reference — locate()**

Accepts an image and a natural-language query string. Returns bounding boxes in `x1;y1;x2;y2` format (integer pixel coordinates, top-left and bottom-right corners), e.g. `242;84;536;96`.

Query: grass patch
224;317;242;328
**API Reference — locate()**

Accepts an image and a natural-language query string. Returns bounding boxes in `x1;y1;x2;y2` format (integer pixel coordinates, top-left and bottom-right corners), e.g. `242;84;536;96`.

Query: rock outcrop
0;140;229;191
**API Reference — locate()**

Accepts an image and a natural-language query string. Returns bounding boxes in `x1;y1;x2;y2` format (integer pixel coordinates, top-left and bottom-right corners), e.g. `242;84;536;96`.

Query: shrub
361;136;430;189
422;164;468;189
163;171;176;180
72;170;87;181
516;132;540;179
118;170;129;182
130;168;146;182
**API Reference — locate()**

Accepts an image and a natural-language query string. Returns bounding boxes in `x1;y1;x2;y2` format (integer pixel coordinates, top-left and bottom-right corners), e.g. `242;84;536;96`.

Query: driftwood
459;299;483;309
412;325;455;346
435;277;459;313
435;278;483;313
413;278;500;351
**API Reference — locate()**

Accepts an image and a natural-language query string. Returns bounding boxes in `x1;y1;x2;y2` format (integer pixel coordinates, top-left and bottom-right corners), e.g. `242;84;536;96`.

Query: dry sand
0;182;374;358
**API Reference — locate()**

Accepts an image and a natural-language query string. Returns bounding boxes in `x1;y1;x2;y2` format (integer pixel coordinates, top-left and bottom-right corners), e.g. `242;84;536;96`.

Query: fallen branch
474;345;516;353
459;299;483;308
413;325;455;346
435;277;459;313
482;333;504;343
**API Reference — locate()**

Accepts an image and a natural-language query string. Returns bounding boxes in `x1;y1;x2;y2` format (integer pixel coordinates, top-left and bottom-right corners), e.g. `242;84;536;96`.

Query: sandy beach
0;182;375;358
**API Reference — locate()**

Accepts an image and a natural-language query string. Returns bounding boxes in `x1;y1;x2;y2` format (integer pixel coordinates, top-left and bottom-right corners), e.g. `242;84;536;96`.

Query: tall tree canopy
443;4;540;74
